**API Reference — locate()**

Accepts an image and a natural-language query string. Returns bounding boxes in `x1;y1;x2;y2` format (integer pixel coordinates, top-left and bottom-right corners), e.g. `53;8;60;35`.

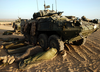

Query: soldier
0;46;43;64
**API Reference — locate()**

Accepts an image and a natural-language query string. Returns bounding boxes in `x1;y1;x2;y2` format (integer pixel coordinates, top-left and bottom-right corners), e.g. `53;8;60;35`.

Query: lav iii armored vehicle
22;4;99;52
12;17;28;33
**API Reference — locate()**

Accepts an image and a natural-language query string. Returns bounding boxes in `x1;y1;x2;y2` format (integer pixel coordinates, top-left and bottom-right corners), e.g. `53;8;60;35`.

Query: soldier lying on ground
0;45;67;70
0;46;43;64
0;36;66;70
19;48;57;70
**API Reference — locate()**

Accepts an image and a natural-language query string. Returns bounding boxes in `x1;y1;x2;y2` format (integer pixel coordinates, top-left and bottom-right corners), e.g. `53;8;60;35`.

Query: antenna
44;0;46;10
55;0;57;12
44;0;50;10
36;0;39;11
52;4;53;11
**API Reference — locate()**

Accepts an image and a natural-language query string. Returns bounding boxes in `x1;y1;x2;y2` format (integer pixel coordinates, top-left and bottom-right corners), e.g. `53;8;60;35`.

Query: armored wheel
38;34;48;50
48;35;64;52
73;38;86;45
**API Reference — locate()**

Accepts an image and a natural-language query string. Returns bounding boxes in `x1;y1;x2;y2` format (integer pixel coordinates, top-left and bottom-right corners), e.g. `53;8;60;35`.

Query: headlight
94;25;97;29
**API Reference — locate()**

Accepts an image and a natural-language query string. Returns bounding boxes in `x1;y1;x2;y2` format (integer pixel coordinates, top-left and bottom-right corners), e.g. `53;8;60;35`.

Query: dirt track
0;25;100;72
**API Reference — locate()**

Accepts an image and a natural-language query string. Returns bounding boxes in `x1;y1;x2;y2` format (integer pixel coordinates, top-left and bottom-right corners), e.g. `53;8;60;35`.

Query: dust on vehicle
21;3;99;52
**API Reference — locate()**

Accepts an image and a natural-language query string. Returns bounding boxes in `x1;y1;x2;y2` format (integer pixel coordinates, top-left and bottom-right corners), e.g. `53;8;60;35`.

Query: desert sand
0;24;100;72
0;22;11;25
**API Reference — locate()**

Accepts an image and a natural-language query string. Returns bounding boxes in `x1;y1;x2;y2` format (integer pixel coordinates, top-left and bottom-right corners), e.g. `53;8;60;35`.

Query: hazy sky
0;0;100;19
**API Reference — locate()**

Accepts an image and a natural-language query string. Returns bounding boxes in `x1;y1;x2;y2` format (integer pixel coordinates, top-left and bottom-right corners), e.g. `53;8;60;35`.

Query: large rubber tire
48;35;64;52
38;34;48;50
73;38;86;46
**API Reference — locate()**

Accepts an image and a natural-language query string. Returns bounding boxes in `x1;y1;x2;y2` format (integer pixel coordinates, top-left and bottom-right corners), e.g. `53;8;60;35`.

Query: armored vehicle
22;5;99;52
12;17;28;33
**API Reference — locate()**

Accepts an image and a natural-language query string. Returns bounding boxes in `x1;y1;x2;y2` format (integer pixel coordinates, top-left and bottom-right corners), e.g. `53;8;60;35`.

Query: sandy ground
0;22;11;25
0;24;100;72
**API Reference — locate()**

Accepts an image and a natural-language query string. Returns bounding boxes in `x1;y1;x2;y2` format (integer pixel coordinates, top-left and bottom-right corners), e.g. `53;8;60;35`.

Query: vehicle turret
33;10;63;19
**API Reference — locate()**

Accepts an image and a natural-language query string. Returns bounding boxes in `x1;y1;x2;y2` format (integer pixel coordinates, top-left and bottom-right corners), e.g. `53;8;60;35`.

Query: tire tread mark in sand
81;45;94;56
85;41;100;55
65;44;85;62
87;39;100;50
88;37;100;45
81;45;98;60
92;61;100;70
65;52;80;64
94;62;100;72
85;67;93;72
65;45;93;72
71;45;92;63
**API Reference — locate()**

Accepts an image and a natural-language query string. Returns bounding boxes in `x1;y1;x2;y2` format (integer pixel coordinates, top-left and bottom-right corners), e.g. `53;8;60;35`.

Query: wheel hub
50;40;57;48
